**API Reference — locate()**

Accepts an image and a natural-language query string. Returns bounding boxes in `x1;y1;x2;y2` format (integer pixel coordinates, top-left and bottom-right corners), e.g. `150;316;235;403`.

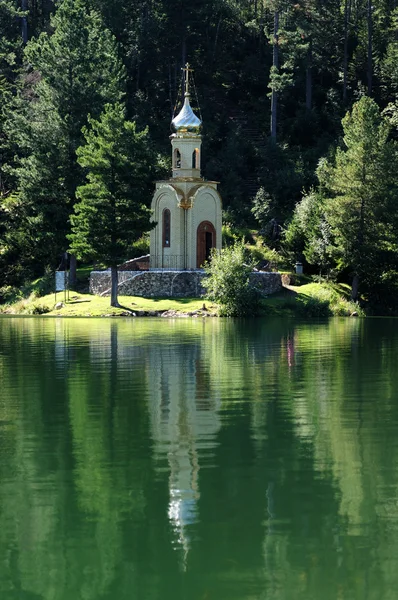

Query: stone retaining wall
90;270;282;298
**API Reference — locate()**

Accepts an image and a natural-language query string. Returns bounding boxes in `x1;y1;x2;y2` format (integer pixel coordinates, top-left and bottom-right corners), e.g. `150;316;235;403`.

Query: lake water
0;316;398;600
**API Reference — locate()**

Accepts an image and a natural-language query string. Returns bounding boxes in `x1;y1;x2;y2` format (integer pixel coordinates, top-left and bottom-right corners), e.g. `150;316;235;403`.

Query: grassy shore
0;279;363;317
0;293;211;316
259;281;363;317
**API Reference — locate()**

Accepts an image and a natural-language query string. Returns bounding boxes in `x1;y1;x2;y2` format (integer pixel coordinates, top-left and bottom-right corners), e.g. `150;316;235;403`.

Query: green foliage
203;242;260;317
28;302;52;315
0;267;54;304
261;281;364;317
1;0;125;285
69;103;154;266
222;223;239;247
27;268;55;298
0;0;23;201
0;293;52;314
282;97;398;311
222;223;255;246
130;234;150;259
252;187;273;229
249;243;286;270
296;295;332;317
0;285;22;304
284;189;334;274
324;97;398;297
1;0;398;313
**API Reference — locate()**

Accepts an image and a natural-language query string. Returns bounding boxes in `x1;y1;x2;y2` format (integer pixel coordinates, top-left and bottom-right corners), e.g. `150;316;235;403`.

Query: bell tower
150;63;222;271
171;63;202;180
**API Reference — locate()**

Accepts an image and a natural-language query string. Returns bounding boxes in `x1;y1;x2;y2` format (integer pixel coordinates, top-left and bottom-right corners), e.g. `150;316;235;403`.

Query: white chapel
150;64;222;270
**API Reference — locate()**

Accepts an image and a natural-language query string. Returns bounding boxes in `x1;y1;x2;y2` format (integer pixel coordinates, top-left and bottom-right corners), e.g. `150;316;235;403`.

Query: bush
222;223;238;247
0;295;51;315
28;303;51;315
26;267;54;298
0;285;22;304
297;296;332;317
247;241;287;270
129;234;150;258
222;222;255;247
203;242;260;317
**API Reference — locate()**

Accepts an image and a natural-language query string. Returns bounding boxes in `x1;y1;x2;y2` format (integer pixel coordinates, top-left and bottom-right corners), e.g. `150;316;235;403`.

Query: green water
0;317;398;599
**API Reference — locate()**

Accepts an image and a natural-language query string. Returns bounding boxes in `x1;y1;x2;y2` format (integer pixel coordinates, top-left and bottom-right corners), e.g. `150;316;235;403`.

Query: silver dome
171;94;201;135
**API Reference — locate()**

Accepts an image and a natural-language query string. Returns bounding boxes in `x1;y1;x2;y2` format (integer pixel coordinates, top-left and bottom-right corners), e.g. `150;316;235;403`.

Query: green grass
0;283;363;318
0;264;363;318
260;281;364;317
0;292;213;316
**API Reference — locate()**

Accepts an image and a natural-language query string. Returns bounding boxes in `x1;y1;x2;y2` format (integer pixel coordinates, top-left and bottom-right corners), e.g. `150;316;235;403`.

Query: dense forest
1;0;398;312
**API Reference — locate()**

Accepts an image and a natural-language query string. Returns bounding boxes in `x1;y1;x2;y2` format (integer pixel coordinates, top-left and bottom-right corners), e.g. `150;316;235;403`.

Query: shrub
297;296;332;317
247;241;287;270
222;222;255;246
222;223;238;247
28;303;51;315
203;242;260;317
28;267;54;298
0;286;22;304
130;234;150;258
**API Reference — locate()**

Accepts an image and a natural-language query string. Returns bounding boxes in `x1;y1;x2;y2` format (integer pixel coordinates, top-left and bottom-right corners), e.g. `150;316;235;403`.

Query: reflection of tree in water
2;318;398;599
253;319;398;600
0;320;157;599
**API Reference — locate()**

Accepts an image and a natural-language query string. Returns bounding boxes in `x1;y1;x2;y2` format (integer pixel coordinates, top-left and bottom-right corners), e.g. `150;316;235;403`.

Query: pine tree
0;0;23;197
323;96;398;300
69;103;154;307
381;7;398;98
3;0;125;284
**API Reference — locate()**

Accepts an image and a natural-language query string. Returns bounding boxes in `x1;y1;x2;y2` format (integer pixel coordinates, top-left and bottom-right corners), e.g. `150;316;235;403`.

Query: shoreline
0;288;365;318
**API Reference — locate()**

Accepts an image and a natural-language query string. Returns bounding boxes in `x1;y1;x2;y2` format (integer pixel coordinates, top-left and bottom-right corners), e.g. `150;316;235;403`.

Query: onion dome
171;93;202;135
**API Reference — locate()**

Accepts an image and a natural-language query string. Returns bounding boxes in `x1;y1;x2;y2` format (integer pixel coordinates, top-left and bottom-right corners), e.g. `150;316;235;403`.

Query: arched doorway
197;221;216;268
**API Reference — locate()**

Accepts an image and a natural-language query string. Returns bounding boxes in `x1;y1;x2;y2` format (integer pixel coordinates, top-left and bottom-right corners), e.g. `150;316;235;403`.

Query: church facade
150;67;222;270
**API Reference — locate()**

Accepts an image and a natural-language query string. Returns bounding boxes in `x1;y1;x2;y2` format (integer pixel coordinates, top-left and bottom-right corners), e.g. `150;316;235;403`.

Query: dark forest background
1;0;398;310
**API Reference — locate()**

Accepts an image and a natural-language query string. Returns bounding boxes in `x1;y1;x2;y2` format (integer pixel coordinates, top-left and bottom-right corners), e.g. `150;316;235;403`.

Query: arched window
174;148;181;168
192;148;200;169
163;209;171;248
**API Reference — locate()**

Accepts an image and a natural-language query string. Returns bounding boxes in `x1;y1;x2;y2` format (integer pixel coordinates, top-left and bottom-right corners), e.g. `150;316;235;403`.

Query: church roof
171;93;202;135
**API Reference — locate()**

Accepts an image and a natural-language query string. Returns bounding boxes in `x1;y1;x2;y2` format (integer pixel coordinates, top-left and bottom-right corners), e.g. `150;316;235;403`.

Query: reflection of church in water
146;337;221;568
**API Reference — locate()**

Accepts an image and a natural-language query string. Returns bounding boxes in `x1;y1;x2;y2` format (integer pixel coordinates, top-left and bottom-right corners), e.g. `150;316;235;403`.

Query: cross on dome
183;62;193;96
171;63;202;136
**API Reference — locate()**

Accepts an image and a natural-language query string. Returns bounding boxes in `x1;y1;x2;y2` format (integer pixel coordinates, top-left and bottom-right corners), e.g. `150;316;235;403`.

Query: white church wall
186;188;222;269
150;186;185;269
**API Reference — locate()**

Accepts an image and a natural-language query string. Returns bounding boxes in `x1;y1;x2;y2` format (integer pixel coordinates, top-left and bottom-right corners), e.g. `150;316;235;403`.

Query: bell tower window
163;209;171;248
174;149;181;169
192;148;200;169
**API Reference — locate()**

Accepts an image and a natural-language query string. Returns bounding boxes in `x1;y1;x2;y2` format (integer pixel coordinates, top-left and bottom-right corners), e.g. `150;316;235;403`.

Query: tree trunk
343;0;349;103
352;195;365;302
351;273;359;301
306;39;312;111
270;10;279;140
213;15;222;63
21;0;28;44
110;265;119;307
69;254;77;290
367;0;373;95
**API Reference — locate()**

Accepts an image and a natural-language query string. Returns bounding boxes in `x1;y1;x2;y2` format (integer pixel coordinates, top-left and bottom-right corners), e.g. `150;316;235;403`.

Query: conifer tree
2;0;125;284
69;103;154;307
0;0;23;197
322;96;398;300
